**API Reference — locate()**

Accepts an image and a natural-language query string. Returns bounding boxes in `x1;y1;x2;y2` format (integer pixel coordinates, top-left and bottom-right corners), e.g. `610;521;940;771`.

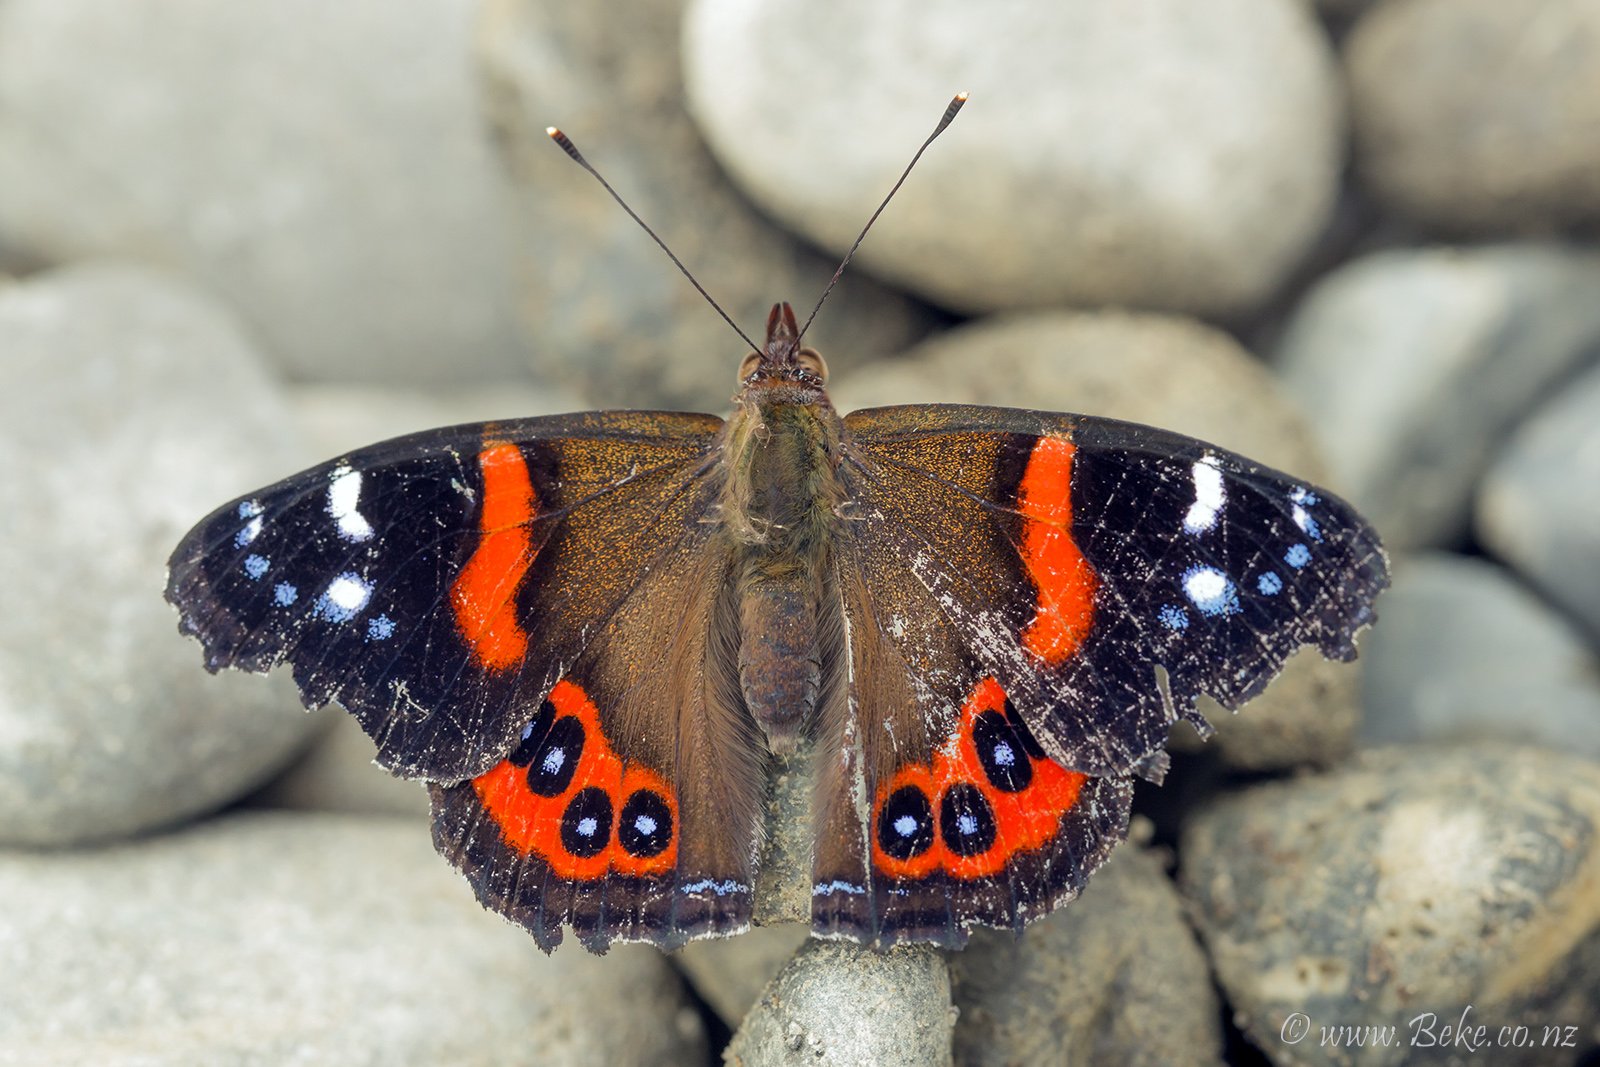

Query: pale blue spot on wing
1183;565;1241;617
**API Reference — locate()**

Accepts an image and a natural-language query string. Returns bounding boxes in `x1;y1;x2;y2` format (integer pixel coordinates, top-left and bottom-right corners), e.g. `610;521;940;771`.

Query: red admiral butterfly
166;96;1387;953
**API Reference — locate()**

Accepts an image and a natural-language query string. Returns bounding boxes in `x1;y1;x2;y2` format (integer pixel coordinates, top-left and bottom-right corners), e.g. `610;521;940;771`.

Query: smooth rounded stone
833;311;1363;771
0;264;322;846
0;0;528;385
950;830;1223;1067
1478;359;1600;643
475;0;935;412
1346;0;1600;233
0;811;708;1066
683;0;1342;318
1274;243;1600;550
1182;746;1600;1066
725;939;953;1067
674;923;811;1026
252;713;432;818
1362;554;1600;759
290;381;590;459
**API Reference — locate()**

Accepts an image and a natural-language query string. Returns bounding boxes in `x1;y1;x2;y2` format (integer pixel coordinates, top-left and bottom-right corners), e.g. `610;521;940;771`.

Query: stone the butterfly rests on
165;99;1388;954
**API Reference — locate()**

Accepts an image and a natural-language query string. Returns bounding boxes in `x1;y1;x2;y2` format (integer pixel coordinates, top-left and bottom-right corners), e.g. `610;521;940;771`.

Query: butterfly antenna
547;127;762;354
797;92;969;344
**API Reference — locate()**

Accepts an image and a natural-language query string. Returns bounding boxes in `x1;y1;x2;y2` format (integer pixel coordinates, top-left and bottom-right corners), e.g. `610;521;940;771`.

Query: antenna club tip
955;91;970;102
545;126;562;138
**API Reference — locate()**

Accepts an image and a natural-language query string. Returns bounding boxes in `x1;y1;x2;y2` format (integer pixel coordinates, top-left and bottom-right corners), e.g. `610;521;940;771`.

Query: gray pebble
1274;243;1600;550
289;381;591;458
251;712;431;818
675;924;812;1027
0;265;321;846
951;830;1223;1067
1347;0;1600;233
1362;554;1600;759
725;939;952;1067
1183;746;1600;1066
0;0;528;385
477;0;935;411
683;0;1342;318
1478;359;1600;644
833;311;1364;771
0;811;708;1065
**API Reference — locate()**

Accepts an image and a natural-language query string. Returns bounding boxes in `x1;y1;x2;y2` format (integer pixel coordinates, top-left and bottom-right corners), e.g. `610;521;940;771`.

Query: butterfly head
737;302;829;397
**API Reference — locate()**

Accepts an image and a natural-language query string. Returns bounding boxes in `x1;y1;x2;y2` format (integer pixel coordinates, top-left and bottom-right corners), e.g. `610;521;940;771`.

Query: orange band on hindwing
1016;436;1098;666
450;441;537;670
870;677;1088;881
472;679;679;880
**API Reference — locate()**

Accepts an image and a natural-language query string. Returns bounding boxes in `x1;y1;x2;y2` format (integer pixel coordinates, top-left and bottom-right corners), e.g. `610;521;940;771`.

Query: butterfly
165;97;1388;954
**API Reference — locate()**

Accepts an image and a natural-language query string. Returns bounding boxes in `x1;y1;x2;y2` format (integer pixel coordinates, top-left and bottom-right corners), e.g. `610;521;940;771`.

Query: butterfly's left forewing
810;403;1387;946
166;411;722;781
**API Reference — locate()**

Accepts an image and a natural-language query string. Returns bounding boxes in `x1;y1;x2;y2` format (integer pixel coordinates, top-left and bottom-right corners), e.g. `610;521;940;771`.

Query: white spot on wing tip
327;465;375;543
1182;455;1225;535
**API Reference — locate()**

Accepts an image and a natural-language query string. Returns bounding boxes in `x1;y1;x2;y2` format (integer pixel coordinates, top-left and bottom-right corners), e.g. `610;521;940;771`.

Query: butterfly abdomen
722;391;847;753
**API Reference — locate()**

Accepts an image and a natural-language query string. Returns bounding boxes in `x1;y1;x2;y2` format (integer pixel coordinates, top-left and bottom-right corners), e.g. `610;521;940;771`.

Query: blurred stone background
2;0;1599;1064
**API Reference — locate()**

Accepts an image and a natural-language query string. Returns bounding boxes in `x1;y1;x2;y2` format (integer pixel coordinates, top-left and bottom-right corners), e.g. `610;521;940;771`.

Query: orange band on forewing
450;441;537;671
870;677;1087;881
472;679;679;879
1016;436;1098;666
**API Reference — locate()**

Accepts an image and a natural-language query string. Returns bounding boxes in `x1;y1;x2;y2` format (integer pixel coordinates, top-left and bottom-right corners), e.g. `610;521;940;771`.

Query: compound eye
738;351;762;381
795;347;828;383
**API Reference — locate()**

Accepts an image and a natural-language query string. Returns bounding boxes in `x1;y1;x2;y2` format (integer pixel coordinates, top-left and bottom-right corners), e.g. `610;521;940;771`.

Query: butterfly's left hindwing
810;404;1387;946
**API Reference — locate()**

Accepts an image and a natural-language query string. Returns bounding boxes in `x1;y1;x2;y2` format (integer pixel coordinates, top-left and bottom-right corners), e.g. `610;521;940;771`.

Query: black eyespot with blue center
507;700;557;767
559;787;613;858
525;715;584;797
939;783;997;856
618;789;673;858
972;710;1033;792
877;785;934;860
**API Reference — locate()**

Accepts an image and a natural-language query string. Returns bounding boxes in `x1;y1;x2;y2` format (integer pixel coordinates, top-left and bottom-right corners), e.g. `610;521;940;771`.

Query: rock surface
0;811;708;1066
1274;243;1600;550
950;833;1223;1067
0;0;528;384
477;0;934;410
675;924;812;1028
1361;554;1600;759
1183;746;1600;1066
834;310;1365;771
683;0;1343;318
1478;359;1600;644
1346;0;1600;233
0;265;321;846
725;939;953;1067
